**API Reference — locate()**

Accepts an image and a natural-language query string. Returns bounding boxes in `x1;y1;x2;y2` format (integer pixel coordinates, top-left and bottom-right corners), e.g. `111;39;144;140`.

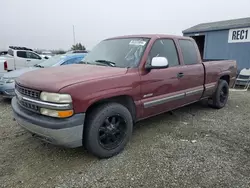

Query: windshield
37;55;65;67
83;38;149;68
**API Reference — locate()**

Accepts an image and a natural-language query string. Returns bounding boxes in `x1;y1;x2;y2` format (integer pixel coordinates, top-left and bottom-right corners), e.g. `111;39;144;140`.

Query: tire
209;79;229;109
83;103;133;158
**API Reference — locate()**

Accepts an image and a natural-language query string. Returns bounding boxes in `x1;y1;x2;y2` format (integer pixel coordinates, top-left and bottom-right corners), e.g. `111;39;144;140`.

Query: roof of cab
106;34;191;40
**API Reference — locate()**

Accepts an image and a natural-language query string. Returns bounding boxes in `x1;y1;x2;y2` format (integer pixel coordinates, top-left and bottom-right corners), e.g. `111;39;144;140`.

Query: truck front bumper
12;97;85;148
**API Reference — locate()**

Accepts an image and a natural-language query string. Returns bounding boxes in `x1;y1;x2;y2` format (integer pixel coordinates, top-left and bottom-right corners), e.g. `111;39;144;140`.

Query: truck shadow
131;99;218;145
35;100;212;156
0;99;226;182
134;100;211;130
0;96;12;104
5;99;212;166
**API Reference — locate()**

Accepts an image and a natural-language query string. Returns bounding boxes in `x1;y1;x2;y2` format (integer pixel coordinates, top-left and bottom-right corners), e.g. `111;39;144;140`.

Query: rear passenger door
178;39;204;103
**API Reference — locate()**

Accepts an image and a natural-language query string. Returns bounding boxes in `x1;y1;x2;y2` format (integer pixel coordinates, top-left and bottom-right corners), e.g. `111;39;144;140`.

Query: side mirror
44;56;49;59
145;57;169;70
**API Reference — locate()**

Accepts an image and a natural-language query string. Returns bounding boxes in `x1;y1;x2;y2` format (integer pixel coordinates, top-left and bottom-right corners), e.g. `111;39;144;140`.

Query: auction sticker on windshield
129;40;146;46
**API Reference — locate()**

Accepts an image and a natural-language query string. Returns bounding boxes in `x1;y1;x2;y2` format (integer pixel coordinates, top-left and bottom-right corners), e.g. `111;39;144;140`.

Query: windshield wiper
34;64;44;68
95;60;116;67
79;61;88;64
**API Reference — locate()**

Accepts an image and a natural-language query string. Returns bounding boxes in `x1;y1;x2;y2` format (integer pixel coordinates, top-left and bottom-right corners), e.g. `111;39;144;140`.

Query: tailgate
0;60;8;77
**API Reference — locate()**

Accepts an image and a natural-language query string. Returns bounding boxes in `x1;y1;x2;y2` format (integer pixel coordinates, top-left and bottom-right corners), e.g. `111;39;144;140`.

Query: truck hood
16;64;128;92
3;67;39;78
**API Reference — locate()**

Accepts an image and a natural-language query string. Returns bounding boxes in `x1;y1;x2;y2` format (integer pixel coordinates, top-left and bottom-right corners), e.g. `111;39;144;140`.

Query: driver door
140;39;187;118
26;51;43;66
15;51;28;69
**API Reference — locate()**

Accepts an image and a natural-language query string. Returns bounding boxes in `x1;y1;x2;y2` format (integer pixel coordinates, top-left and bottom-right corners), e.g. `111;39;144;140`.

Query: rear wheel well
220;75;230;85
85;95;137;122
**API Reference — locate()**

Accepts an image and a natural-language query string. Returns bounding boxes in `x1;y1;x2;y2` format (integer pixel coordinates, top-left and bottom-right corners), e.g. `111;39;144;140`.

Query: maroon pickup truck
12;34;237;158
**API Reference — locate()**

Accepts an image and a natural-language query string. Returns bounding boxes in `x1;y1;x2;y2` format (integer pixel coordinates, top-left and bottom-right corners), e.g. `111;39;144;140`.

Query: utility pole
73;25;76;45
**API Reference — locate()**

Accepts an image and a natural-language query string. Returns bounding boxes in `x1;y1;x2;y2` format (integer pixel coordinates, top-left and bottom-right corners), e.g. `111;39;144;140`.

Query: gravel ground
0;91;250;188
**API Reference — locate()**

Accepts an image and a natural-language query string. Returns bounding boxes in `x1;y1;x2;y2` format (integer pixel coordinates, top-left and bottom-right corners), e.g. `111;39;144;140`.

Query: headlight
40;92;72;103
3;77;15;83
40;108;73;118
6;79;15;83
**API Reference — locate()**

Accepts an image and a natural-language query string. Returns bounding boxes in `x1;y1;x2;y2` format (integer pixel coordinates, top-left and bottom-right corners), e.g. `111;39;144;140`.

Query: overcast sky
1;0;250;50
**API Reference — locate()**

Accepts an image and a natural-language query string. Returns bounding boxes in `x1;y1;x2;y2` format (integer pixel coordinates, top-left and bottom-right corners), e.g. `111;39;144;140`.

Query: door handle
26;59;31;62
177;72;184;78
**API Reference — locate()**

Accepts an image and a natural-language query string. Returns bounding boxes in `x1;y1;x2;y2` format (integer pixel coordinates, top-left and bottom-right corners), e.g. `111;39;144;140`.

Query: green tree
71;43;86;50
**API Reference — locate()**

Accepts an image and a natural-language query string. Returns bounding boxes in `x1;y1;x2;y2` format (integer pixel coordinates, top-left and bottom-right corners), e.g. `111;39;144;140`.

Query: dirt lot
0;91;250;188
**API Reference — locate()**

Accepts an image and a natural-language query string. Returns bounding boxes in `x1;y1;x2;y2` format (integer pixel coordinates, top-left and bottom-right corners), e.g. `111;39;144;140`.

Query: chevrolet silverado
12;34;237;158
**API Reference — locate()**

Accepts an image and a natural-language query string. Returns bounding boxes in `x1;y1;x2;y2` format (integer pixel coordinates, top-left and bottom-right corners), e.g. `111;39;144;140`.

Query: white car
0;46;46;76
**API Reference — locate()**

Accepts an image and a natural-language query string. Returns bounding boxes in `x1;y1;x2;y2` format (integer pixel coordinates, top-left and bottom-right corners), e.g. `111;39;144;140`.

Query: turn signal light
4;61;7;70
58;110;74;118
40;108;74;118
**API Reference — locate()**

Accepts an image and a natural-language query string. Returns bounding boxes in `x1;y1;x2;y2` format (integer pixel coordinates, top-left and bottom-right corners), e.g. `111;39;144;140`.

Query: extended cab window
179;40;198;65
27;52;41;59
17;51;27;58
148;39;179;67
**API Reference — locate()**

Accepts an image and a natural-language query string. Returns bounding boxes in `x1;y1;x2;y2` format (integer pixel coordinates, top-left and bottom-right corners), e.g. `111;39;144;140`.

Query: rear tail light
4;61;7;71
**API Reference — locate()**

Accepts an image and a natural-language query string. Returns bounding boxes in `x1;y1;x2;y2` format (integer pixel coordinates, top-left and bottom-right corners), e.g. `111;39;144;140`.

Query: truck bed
203;59;228;62
201;59;237;98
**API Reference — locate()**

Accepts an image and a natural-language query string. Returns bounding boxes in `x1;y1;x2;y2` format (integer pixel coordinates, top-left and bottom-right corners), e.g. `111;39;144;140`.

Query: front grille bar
15;90;72;111
15;83;40;99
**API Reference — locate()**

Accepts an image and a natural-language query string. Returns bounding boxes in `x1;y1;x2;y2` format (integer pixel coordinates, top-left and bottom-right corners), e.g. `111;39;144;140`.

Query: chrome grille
15;83;40;99
15;83;41;113
19;100;40;112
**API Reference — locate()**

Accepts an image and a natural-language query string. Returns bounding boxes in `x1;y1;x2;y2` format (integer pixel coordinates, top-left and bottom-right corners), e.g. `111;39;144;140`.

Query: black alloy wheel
219;85;229;104
84;103;133;158
209;79;229;109
98;115;127;150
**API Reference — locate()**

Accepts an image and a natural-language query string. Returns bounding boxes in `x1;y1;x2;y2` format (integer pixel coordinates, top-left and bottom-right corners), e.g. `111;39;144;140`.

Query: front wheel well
220;75;230;85
85;95;137;122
